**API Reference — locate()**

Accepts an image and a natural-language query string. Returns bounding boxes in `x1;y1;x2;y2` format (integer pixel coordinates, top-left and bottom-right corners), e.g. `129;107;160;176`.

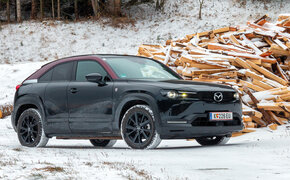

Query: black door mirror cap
85;73;105;85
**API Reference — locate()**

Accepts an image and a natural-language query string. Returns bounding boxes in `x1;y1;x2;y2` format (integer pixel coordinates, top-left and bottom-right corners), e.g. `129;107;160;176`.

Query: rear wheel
121;105;161;149
195;136;230;146
17;108;49;147
89;139;117;147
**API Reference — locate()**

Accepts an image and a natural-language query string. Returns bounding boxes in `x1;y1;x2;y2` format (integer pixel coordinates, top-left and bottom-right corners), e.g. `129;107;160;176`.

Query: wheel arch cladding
14;95;45;129
115;93;161;130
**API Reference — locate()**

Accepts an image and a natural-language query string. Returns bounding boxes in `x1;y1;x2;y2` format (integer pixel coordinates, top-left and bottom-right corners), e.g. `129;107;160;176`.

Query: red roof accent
26;55;118;81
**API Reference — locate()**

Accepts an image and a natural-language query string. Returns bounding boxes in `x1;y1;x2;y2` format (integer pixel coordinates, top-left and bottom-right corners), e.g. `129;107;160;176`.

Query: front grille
197;91;235;103
191;117;241;127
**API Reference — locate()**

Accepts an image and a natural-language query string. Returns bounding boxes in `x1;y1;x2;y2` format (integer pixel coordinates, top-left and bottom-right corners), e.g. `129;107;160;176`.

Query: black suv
12;55;243;149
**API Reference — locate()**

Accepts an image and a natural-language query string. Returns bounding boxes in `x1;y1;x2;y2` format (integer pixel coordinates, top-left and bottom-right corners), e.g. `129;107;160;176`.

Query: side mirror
85;73;104;85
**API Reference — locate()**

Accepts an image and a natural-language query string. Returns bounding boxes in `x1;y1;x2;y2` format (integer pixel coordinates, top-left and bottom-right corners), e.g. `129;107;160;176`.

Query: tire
195;136;230;146
121;105;161;149
17;108;49;147
90;139;117;147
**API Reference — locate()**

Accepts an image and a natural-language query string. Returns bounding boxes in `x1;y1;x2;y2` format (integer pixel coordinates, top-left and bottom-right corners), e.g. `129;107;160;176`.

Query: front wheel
17;108;49;147
121;105;161;149
195;136;230;146
89;139;117;147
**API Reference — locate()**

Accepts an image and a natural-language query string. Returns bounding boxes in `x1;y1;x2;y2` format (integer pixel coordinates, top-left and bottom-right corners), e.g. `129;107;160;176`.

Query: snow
1;1;290;178
1;0;289;64
242;90;277;103
0;62;45;105
1;116;290;179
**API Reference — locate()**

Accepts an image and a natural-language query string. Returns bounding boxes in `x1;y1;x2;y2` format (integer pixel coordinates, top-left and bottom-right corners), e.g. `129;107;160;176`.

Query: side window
76;61;108;82
51;62;74;81
39;69;53;82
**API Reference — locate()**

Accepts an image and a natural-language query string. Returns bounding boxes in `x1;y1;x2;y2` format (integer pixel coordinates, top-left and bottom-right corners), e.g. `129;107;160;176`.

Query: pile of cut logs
0;104;13;119
138;14;290;134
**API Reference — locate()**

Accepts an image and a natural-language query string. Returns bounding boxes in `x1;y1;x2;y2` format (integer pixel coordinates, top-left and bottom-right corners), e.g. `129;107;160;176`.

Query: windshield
104;57;181;80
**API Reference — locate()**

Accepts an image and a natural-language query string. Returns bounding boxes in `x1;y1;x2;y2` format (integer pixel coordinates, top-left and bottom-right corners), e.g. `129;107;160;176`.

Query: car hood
124;79;235;92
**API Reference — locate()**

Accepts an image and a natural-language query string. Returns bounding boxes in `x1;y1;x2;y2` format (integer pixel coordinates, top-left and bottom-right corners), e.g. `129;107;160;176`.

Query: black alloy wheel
126;111;152;144
17;108;49;147
121;105;161;149
19;116;39;144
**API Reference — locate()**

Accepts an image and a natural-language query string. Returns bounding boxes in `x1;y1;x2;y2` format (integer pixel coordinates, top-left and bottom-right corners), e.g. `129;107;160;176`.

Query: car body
12;55;243;149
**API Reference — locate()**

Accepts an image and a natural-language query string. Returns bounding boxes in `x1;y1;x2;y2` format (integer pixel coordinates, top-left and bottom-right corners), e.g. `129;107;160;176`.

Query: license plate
209;112;233;121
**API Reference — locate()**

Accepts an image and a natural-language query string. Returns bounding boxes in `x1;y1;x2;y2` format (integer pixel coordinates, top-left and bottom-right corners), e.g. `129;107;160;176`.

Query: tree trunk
16;0;21;22
57;0;60;20
6;0;10;23
31;0;36;19
14;0;17;21
91;0;99;18
114;0;121;16
40;0;44;20
198;0;204;20
52;0;55;19
74;0;78;20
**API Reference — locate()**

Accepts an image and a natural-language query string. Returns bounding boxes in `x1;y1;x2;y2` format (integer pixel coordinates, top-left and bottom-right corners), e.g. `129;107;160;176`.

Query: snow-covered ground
0;115;290;180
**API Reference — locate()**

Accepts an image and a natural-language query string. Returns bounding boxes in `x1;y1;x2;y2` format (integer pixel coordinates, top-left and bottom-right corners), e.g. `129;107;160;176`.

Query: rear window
51;62;74;81
39;69;53;82
38;62;74;82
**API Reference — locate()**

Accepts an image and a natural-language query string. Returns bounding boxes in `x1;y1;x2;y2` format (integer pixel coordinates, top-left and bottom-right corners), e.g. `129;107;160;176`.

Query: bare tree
40;0;44;20
107;0;121;16
198;0;204;20
91;0;99;18
156;0;166;11
74;0;78;20
52;0;55;19
57;0;60;20
16;0;21;22
14;0;16;21
31;0;36;19
114;0;121;16
6;0;10;23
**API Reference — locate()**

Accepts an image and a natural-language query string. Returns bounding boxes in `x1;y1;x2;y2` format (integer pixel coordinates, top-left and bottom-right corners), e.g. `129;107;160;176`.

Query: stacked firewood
138;14;290;133
0;104;13;119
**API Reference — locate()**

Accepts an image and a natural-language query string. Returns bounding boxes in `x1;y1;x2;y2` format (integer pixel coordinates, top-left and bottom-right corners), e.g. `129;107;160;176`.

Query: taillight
16;84;21;91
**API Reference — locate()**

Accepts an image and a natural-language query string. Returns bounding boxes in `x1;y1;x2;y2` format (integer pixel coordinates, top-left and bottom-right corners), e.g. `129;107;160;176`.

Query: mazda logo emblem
213;92;223;102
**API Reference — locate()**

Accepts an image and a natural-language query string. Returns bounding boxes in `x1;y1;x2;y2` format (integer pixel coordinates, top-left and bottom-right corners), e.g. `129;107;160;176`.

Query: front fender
113;93;161;132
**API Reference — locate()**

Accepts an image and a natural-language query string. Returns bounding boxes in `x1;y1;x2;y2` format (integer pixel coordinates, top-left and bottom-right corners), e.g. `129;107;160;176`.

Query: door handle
70;88;78;94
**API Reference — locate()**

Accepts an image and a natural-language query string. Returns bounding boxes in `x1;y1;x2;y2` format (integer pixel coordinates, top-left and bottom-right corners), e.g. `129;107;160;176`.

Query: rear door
43;61;75;134
68;60;114;133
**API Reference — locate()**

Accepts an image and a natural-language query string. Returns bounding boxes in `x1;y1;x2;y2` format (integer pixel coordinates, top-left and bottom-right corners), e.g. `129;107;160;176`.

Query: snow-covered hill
1;0;289;64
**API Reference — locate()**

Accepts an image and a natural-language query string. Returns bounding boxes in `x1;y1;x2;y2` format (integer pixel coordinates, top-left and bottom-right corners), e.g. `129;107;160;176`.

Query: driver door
67;60;114;133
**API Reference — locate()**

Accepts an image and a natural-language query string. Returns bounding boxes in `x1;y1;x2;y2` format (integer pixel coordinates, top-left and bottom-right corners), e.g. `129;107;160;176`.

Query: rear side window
39;69;53;82
51;62;74;81
76;61;107;82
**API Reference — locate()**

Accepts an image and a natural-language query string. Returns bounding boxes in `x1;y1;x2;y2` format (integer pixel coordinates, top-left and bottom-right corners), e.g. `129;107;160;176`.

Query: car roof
25;54;151;81
41;54;150;67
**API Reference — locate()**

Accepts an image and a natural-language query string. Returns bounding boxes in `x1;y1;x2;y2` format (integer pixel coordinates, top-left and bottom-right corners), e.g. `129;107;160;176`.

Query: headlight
160;90;196;99
233;92;239;100
166;91;179;99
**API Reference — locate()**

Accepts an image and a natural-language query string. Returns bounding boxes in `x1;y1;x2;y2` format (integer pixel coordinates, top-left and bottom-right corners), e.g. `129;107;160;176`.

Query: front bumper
157;100;243;139
158;122;243;139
